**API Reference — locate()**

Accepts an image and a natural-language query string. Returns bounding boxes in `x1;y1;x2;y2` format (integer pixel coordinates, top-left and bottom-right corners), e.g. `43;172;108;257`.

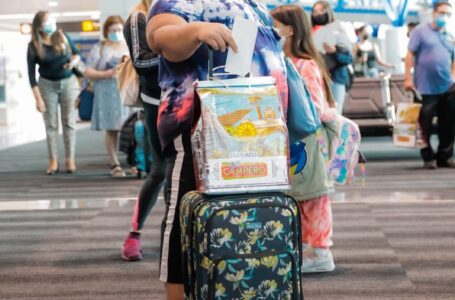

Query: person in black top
121;0;177;261
353;25;394;78
27;11;81;175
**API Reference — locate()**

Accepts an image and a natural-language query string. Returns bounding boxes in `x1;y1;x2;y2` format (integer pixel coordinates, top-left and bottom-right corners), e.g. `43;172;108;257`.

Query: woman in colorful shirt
272;4;338;274
147;0;287;298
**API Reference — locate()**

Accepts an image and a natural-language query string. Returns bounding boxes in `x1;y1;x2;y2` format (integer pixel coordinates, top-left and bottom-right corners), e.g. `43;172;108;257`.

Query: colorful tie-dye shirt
148;0;288;149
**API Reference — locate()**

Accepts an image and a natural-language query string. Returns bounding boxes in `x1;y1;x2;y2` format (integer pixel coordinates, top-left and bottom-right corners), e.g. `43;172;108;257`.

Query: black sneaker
437;158;455;168
424;160;437;169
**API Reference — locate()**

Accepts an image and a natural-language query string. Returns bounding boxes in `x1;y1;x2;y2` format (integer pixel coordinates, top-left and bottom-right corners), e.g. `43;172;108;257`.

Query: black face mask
312;13;329;26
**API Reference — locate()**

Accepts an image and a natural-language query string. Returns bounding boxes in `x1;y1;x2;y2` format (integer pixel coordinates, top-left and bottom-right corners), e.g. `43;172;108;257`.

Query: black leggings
130;102;177;231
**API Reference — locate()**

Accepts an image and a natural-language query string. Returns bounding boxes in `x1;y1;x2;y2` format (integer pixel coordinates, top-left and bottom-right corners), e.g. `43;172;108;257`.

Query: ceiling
0;0;98;15
0;0;100;30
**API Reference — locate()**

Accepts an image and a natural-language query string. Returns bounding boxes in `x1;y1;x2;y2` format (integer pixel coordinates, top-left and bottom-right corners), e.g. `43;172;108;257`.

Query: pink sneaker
122;232;142;261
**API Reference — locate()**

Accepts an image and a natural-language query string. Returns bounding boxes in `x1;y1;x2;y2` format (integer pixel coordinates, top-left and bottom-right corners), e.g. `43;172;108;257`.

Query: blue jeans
331;82;346;115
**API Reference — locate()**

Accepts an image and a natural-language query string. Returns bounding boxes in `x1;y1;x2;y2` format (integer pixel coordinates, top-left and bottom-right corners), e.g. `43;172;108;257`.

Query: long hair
271;5;335;107
30;11;67;59
133;0;152;14
312;0;335;23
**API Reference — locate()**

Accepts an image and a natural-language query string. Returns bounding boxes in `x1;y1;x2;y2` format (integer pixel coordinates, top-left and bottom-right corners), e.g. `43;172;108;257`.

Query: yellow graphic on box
234;122;257;137
221;162;268;180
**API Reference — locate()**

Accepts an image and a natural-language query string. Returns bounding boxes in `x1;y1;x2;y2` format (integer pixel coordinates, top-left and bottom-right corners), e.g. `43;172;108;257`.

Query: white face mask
279;37;287;48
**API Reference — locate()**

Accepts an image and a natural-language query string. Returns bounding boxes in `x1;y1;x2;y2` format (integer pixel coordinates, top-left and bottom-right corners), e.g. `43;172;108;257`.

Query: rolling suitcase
180;191;304;300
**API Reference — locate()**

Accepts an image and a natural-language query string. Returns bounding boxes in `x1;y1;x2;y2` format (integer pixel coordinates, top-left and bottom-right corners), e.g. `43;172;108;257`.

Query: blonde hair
133;0;152;14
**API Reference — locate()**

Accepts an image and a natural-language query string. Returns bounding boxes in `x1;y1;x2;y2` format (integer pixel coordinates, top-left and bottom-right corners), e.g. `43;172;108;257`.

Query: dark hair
312;0;335;23
271;5;334;107
30;10;67;59
102;15;125;39
434;1;451;11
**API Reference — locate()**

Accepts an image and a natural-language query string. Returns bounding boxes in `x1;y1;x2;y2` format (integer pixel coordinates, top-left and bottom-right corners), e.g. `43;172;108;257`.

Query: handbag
116;55;142;107
285;58;321;142
78;83;94;121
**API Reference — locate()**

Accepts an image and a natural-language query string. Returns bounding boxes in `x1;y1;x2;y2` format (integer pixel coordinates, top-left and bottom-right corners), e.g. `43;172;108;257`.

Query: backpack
119;111;150;178
328;116;361;185
116;56;142;107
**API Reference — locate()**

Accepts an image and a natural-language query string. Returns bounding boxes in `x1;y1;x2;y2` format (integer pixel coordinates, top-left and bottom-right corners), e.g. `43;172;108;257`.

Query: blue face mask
108;31;124;42
42;21;56;35
434;15;448;28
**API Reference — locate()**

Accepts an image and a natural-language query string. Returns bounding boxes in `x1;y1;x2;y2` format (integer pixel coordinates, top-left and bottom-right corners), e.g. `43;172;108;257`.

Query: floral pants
298;195;333;249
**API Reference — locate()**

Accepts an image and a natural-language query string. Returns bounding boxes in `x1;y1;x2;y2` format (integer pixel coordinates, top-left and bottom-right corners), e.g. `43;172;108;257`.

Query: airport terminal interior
1;0;455;299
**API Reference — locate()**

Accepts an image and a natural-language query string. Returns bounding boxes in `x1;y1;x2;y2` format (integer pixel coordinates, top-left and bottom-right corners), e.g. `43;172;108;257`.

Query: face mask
362;33;369;40
279;37;286;48
311;13;329;26
108;31;124;42
434;15;448;28
42;21;57;35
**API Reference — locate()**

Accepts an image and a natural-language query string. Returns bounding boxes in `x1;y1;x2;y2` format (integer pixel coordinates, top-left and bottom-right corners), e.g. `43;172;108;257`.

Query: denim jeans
331;82;346;115
38;76;80;160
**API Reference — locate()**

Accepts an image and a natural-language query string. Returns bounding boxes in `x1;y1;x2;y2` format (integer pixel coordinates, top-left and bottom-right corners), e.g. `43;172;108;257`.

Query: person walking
404;0;455;169
84;16;132;177
271;4;338;273
27;11;81;175
311;0;353;114
121;0;177;261
146;0;288;298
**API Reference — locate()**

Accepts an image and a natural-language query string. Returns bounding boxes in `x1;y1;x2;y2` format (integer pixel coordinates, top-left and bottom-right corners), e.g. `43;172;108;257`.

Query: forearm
84;67;111;80
32;86;43;102
404;52;414;81
452;62;455;79
148;21;204;63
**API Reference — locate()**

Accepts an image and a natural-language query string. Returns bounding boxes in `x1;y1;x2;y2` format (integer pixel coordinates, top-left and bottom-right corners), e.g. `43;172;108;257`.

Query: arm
374;44;394;68
299;60;337;122
27;46;46;112
128;12;159;75
82;43;115;80
404;50;415;90
452;61;455;79
146;14;237;63
84;67;115;80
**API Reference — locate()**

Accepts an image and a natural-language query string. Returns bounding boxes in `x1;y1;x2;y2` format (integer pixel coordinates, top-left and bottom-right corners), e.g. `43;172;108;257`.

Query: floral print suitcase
180;192;304;300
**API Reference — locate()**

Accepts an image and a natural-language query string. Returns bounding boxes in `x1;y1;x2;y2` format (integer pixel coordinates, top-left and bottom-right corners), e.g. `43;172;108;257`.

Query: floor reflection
0;197;139;211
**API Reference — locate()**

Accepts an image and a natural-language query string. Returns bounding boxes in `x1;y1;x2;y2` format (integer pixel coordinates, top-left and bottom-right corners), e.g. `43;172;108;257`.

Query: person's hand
64;55;80;69
196;23;238;53
36;99;46;113
323;43;336;54
105;68;116;79
404;77;414;91
74;97;80;109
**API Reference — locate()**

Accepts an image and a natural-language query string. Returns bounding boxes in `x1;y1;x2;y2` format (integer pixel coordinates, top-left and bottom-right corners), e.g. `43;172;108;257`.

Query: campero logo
221;162;268;180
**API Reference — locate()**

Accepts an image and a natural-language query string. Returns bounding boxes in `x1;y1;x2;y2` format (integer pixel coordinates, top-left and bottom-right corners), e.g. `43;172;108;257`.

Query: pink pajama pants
298;195;333;249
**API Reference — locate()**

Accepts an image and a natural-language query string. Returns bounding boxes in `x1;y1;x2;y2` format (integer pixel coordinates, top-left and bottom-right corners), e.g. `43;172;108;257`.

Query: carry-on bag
180;191;304;300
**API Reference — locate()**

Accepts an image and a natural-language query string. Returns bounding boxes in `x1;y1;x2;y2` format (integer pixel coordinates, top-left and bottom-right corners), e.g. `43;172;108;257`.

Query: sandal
110;164;125;177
